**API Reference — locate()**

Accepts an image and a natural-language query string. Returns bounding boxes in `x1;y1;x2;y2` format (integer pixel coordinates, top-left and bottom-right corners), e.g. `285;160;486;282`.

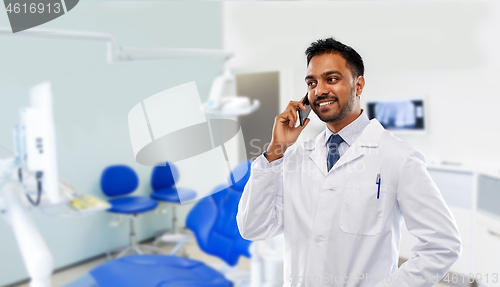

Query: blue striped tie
327;134;344;171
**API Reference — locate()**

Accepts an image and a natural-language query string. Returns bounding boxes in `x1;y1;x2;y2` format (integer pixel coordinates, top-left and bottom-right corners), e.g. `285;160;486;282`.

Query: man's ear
356;76;365;97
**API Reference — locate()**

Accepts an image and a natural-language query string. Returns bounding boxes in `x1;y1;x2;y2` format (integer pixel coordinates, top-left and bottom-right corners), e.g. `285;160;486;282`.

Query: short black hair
305;37;364;78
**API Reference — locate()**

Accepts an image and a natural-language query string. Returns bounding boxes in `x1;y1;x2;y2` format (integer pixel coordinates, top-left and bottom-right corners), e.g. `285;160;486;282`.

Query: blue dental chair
67;161;252;287
101;165;161;258
186;160;252;266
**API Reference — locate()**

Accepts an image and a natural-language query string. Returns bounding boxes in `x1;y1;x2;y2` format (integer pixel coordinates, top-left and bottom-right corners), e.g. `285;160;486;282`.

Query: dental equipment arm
0;27;233;63
1;178;54;287
0;82;60;287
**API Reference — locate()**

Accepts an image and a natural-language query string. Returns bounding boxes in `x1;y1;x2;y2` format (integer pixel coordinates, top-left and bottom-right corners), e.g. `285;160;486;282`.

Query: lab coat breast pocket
339;181;387;236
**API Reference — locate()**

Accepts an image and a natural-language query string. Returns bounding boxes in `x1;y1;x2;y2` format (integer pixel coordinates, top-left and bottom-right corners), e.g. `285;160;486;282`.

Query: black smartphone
298;93;312;126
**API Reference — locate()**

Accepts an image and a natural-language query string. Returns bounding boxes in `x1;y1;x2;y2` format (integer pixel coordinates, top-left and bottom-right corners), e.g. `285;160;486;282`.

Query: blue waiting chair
68;161;252;287
150;162;197;255
101;165;161;258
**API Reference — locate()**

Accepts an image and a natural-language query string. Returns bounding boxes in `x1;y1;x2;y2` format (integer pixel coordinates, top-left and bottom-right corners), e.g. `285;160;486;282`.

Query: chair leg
116;247;133;258
172;205;178;233
180;246;188;258
132;245;143;255
169;241;185;255
156;229;195;256
129;215;137;247
109;215;162;259
152;203;195;256
139;245;163;253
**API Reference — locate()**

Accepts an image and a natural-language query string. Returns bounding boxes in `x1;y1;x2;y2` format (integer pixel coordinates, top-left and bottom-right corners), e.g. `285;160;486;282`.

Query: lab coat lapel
307;131;328;176
330;143;364;171
330;119;385;172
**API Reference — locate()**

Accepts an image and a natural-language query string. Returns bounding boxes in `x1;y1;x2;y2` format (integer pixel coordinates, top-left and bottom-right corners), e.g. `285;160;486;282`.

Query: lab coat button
315;236;322;243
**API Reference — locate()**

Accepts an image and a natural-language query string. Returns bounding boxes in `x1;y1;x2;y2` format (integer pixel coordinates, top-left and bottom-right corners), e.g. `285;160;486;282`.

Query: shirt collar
324;109;370;147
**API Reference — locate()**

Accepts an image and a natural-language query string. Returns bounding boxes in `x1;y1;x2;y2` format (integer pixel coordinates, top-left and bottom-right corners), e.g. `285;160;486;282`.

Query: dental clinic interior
1;1;500;287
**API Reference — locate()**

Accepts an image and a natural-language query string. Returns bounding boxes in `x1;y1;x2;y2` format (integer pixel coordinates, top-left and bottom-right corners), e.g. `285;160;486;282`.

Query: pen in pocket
376;174;381;199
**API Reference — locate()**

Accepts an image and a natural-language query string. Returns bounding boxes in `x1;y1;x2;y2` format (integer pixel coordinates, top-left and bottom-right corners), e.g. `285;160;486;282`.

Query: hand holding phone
298;93;312;126
265;94;311;162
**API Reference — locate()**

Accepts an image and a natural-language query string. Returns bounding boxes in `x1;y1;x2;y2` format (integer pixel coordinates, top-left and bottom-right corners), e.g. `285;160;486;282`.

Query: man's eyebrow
324;70;343;77
305;70;343;81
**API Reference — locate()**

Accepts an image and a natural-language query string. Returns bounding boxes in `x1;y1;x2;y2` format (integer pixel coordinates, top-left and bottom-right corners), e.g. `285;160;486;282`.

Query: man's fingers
298;97;307;110
276;112;293;125
298;118;310;130
276;114;288;124
277;101;308;128
289;110;297;128
287;100;306;111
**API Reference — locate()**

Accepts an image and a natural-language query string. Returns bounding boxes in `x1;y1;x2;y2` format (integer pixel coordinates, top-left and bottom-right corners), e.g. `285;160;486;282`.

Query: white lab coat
237;119;461;287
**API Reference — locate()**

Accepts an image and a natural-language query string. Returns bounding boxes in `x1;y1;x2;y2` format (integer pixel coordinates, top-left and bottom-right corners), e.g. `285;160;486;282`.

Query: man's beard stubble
313;86;356;123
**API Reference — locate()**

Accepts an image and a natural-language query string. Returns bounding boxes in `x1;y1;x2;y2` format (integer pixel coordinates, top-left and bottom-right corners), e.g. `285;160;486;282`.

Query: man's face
305;53;359;123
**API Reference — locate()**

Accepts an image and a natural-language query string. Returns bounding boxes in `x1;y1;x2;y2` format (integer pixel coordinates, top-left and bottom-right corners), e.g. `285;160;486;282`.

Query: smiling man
237;38;461;287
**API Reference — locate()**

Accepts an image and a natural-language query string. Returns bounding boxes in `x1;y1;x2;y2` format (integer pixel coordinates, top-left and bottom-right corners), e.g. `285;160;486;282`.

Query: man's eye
307;82;315;86
328;78;337;82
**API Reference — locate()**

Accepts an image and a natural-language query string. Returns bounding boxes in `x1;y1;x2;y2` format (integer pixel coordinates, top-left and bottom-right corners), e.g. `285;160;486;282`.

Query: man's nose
315;80;329;98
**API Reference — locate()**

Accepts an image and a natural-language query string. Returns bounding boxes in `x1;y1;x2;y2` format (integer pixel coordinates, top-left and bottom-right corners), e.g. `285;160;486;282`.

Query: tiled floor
8;240;458;287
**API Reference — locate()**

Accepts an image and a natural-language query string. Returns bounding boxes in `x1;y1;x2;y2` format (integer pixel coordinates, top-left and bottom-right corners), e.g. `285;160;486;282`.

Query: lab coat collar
323;109;370;147
357;118;385;148
304;119;385;175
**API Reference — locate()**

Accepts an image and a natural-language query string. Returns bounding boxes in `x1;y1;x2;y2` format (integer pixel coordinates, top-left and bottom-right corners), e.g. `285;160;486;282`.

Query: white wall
224;1;500;168
0;2;223;286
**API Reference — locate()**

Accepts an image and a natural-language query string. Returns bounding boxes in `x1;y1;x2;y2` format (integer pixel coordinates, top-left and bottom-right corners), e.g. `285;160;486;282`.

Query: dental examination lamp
0;82;60;287
203;65;260;117
203;66;260;117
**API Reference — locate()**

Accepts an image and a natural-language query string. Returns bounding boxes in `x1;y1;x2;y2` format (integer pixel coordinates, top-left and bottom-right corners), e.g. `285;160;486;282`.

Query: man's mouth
317;100;337;110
